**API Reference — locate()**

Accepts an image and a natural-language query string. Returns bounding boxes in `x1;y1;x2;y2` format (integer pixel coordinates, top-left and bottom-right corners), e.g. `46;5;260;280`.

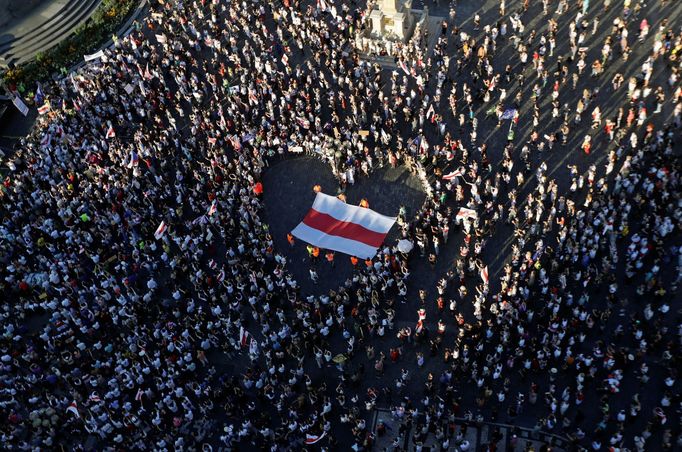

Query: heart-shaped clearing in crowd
262;156;427;294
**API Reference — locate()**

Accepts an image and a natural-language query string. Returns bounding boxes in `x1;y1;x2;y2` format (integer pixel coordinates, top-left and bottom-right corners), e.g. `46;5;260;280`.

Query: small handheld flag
66;401;80;418
305;432;327;444
456;207;478;221
154;221;167;240
208;199;218;216
37;102;51;115
239;327;251;347
426;104;435;122
442;168;465;180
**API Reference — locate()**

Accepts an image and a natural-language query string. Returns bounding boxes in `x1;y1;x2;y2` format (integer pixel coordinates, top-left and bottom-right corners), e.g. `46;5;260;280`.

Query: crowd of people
0;0;680;450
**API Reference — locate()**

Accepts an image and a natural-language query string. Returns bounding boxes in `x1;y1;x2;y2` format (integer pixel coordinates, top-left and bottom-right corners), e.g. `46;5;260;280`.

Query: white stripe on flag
291;222;380;259
310;193;395;234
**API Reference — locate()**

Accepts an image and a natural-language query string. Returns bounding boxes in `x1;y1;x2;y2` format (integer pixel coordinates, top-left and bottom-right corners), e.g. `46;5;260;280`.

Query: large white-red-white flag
292;193;396;259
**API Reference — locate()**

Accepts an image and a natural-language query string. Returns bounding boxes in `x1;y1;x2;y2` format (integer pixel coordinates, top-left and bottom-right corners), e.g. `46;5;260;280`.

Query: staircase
0;0;103;66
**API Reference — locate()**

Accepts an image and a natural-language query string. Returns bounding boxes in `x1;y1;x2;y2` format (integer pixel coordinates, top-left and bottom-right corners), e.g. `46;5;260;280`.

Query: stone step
1;0;102;65
4;0;99;56
0;0;71;48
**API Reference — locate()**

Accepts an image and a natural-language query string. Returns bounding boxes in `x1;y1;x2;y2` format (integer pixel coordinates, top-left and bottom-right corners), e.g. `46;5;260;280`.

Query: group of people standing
0;0;680;451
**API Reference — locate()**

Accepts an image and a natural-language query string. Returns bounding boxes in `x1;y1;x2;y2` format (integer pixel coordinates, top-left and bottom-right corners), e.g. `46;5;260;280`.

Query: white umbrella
397;239;414;253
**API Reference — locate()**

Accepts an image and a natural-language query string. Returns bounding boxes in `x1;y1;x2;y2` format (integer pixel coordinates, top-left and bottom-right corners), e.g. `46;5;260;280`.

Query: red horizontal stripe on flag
302;209;386;248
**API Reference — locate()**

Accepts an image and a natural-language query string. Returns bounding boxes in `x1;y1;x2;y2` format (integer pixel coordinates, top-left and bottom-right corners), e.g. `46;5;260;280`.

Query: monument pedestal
356;0;443;65
369;0;415;43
